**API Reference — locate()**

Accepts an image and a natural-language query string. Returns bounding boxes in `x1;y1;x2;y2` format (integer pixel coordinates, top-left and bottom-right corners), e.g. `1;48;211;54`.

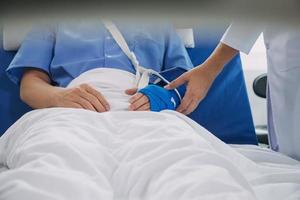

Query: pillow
176;28;195;48
3;22;33;51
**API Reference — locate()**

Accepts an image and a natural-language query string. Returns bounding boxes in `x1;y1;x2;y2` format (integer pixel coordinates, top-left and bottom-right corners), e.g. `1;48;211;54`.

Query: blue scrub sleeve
6;25;55;85
162;26;194;71
138;85;181;112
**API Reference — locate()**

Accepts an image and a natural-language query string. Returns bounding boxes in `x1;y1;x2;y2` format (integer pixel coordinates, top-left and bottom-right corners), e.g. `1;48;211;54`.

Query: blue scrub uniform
6;22;193;87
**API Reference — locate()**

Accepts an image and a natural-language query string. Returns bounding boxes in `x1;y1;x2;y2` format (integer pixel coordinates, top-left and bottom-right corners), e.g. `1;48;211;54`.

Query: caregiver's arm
20;69;110;112
166;21;263;115
166;42;238;115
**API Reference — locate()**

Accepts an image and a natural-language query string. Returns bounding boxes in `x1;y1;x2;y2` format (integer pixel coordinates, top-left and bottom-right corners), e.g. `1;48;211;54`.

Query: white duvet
0;69;299;200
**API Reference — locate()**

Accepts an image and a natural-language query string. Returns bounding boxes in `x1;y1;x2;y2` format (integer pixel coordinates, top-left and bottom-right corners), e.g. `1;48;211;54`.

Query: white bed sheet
0;108;299;200
231;144;300;165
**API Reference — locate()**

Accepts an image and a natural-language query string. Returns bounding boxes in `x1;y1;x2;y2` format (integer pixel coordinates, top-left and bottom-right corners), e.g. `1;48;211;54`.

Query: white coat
221;22;300;160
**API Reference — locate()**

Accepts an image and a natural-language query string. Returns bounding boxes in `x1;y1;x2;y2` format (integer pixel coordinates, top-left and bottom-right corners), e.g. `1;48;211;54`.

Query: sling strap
103;20;182;100
102;21;169;88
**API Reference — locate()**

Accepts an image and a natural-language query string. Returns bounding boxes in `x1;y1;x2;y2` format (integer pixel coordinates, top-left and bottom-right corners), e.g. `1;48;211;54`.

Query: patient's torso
67;68;136;111
7;21;193;87
51;22;166;87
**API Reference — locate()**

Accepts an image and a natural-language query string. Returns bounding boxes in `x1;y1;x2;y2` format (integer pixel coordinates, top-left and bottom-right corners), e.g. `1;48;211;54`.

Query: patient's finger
130;95;149;110
129;93;143;104
136;103;150;111
78;89;106;112
68;102;83;109
81;84;110;111
74;96;96;111
125;88;138;95
164;73;187;90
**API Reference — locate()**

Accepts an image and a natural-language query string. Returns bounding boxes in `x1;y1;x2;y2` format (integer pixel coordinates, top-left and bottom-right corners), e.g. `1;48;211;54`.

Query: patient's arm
20;69;110;112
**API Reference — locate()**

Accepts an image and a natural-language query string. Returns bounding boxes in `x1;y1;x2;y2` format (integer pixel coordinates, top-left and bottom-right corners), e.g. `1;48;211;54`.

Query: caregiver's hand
53;84;110;112
165;66;215;115
165;43;238;115
125;88;150;111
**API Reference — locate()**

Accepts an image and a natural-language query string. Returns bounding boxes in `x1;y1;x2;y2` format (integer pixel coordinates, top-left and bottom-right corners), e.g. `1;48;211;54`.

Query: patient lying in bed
6;21;193;112
1;21;300;200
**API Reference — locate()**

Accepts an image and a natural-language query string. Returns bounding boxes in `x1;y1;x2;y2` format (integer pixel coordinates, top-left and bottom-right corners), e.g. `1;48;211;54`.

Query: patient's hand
125;88;150;111
54;84;110;112
20;69;110;111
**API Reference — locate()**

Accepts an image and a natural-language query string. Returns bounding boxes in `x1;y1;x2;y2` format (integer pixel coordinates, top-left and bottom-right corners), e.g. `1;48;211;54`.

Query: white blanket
0;68;299;200
0;109;299;200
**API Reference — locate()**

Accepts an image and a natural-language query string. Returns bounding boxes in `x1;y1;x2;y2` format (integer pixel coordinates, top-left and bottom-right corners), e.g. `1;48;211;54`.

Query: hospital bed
0;23;300;200
0;24;257;145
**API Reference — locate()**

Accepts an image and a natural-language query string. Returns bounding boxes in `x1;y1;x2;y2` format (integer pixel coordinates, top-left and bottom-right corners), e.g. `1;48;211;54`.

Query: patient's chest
50;22;165;87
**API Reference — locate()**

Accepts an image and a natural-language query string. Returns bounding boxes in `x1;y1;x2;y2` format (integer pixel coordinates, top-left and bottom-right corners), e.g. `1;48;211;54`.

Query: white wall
240;34;267;127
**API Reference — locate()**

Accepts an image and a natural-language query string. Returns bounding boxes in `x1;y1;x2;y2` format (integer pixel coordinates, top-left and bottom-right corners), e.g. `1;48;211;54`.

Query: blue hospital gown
6;21;193;87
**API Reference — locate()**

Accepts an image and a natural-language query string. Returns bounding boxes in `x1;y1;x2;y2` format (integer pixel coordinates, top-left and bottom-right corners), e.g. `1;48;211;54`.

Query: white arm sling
102;20;181;100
